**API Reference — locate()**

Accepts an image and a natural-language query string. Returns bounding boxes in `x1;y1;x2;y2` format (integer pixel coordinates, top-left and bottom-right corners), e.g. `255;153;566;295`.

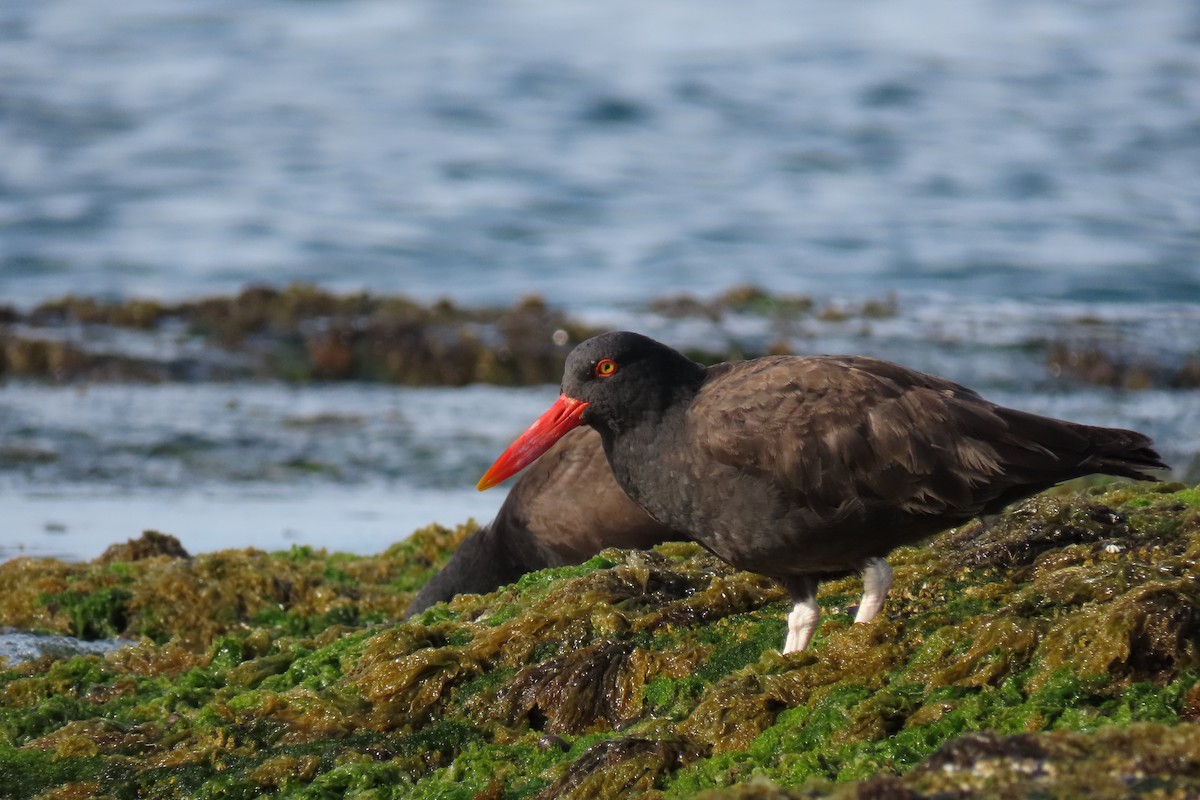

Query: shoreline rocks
0;482;1197;797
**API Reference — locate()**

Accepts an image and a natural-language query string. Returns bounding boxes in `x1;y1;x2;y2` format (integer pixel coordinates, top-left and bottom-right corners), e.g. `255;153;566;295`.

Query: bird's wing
688;356;1050;517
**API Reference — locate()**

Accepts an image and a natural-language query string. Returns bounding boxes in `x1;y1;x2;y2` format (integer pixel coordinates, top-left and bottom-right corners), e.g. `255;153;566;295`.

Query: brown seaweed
0;482;1197;798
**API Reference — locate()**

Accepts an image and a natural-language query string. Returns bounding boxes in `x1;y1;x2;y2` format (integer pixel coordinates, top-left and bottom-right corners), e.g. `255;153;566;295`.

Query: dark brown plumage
406;426;671;617
479;331;1168;652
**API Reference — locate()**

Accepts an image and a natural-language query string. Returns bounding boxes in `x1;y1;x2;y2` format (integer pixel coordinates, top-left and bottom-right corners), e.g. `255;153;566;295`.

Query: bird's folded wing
688;356;1052;517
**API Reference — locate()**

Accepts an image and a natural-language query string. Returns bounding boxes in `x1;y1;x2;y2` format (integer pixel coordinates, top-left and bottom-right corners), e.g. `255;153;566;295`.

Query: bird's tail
998;406;1170;482
1073;424;1169;482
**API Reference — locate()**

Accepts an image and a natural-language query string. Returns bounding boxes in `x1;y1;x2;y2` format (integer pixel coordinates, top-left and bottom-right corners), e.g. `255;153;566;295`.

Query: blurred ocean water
0;0;1198;559
2;0;1198;307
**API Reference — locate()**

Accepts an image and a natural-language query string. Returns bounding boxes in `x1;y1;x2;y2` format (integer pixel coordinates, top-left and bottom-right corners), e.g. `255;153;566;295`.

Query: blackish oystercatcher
478;331;1167;653
407;426;671;617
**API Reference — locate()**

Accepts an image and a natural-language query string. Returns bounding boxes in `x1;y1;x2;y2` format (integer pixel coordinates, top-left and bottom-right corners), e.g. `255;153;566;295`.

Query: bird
478;331;1168;653
406;426;672;617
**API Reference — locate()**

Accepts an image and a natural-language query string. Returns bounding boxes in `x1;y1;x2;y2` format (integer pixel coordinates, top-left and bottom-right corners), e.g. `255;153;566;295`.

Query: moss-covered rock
0;482;1198;798
0;285;962;387
0;524;473;649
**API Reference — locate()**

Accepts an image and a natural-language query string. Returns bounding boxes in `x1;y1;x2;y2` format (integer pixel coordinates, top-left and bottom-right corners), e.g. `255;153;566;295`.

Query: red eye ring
594;358;618;378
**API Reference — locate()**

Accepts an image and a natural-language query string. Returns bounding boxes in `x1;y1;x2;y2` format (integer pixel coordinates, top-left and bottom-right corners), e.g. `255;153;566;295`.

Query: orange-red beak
476;394;589;490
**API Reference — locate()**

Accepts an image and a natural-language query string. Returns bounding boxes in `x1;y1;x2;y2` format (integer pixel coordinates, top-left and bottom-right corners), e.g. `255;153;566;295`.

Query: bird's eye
594;358;618;378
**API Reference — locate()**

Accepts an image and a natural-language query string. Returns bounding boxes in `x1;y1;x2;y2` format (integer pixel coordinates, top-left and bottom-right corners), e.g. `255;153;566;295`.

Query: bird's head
477;331;702;490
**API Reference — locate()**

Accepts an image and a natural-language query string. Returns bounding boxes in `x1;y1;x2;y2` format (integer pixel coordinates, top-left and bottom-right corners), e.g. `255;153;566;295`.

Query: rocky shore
1;481;1197;798
4;285;1198;390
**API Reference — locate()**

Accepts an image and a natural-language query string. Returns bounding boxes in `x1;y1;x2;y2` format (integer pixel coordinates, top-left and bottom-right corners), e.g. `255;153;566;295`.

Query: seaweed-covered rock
7;285;600;385
0;285;916;386
98;530;190;563
0;483;1197;798
0;522;473;648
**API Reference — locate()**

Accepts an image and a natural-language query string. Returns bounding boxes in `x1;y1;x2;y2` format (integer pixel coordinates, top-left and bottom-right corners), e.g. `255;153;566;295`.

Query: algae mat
1;483;1198;799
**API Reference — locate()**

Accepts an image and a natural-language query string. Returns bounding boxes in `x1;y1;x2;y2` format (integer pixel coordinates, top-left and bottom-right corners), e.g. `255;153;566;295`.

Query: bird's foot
853;557;893;625
782;577;820;654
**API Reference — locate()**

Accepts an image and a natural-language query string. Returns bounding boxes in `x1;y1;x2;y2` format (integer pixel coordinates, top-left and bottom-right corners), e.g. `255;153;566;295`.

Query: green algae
39;588;133;640
0;524;474;651
0;483;1198;798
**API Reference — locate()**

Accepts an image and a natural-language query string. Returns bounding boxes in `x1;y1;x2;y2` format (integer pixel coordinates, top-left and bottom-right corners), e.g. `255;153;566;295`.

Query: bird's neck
404;523;528;617
595;384;693;486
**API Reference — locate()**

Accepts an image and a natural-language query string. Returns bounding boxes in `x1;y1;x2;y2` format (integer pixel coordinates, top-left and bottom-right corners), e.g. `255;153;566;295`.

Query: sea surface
1;0;1198;561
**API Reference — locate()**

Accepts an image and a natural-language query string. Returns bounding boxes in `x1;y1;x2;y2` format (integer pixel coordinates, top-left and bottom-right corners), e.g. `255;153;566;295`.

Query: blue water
2;0;1198;308
1;0;1199;561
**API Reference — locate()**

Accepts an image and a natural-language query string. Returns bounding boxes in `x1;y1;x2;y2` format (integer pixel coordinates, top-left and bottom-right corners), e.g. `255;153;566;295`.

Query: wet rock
497;640;654;734
0;484;1197;797
536;735;701;799
1046;340;1200;390
9;284;606;386
0;629;128;665
919;730;1047;772
98;530;190;563
940;497;1135;571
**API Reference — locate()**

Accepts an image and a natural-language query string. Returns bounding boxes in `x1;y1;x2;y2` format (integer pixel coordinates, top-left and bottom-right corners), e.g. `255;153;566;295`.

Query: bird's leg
854;557;893;624
782;576;820;654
